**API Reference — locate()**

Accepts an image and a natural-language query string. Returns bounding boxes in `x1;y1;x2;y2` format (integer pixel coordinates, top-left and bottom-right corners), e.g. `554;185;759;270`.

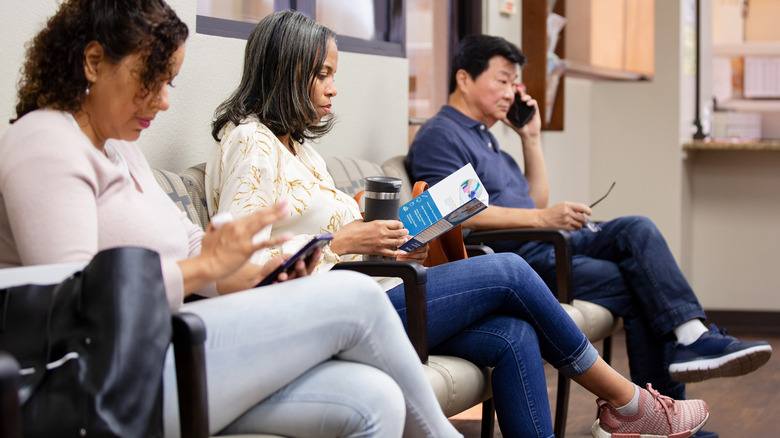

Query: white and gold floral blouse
205;116;363;274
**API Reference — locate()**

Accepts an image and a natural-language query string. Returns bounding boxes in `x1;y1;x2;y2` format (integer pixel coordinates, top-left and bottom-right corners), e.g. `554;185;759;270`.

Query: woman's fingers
243;201;290;234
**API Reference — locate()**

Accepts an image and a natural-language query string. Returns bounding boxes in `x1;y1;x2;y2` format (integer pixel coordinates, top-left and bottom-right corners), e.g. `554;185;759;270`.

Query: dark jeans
515;215;706;400
387;253;599;438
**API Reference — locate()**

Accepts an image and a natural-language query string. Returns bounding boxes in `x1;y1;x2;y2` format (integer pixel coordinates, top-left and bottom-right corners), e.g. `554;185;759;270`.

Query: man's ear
83;41;105;84
455;69;471;92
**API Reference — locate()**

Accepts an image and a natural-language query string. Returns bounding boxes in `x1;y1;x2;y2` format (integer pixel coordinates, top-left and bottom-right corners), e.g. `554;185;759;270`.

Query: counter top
683;139;780;151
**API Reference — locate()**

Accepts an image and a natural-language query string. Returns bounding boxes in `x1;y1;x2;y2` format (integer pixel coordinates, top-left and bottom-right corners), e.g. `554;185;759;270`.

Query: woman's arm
0;120;103;266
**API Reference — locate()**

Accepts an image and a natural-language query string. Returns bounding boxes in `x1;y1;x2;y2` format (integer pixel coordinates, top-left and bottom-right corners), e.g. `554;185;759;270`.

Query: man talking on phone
406;35;769;438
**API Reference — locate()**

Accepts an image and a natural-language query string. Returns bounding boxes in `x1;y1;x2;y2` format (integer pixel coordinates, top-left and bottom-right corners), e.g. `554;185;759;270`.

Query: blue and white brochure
399;163;489;252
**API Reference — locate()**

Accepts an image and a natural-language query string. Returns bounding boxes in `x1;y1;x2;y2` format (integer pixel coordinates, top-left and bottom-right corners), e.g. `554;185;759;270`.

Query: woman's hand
397;243;429;264
201;203;291;277
216;247;323;294
275;248;322;282
330;219;408;257
179;202;291;295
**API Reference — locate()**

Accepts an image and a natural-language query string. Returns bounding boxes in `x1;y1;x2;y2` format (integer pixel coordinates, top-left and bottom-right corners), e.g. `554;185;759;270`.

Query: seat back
179;164;209;229
379;155;414;204
152;167;204;229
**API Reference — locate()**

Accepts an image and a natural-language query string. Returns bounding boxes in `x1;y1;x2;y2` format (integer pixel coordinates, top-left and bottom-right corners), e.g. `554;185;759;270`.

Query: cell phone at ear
506;93;536;128
255;234;333;287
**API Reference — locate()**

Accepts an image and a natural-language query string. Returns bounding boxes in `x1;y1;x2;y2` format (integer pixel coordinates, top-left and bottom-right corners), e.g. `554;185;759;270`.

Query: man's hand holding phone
505;83;541;135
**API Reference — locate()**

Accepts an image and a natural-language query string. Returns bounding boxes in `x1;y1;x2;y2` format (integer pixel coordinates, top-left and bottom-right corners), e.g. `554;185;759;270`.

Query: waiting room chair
382;155;623;438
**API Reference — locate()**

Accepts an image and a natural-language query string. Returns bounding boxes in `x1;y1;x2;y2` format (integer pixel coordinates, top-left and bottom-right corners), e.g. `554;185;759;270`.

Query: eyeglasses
589;181;616;209
585;181;616;233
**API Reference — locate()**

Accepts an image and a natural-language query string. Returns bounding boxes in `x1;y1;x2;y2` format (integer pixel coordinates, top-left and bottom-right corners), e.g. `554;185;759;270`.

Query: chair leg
172;313;210;438
603;335;613;365
597;335;615;420
480;398;495;438
553;372;571;438
0;351;23;438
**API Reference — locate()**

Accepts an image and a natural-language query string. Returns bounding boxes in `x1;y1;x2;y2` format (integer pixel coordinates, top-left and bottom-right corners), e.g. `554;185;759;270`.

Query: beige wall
0;0;410;172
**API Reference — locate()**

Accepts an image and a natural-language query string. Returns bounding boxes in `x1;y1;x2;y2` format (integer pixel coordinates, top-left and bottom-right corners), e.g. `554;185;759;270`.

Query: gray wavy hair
212;10;336;143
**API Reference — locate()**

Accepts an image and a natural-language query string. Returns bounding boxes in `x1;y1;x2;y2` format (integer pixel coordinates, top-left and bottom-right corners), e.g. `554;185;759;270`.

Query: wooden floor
450;330;779;438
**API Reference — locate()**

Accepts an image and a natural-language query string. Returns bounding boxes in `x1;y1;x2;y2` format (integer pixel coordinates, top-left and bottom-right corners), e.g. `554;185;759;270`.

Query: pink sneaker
591;384;709;438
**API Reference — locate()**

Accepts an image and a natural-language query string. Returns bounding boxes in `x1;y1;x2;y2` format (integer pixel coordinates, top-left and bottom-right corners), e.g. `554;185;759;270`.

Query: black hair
449;34;526;94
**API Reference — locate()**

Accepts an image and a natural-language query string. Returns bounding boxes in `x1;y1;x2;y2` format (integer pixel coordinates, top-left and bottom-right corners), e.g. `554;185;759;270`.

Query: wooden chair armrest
464;228;574;304
172;312;209;438
0;351;22;438
332;261;429;363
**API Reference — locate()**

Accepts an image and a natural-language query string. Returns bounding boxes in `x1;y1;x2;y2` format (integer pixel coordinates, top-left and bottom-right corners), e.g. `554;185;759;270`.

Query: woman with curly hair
0;1;462;437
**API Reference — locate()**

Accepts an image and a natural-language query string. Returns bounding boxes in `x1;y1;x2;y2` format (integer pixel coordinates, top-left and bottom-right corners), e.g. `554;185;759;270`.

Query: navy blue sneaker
669;324;772;383
692;430;719;438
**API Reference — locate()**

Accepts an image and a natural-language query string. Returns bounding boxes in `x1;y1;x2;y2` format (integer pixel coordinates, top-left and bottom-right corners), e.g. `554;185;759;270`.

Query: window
196;0;404;57
565;0;655;80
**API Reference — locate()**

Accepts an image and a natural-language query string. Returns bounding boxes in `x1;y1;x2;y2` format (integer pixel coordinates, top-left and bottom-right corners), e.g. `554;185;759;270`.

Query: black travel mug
363;176;403;261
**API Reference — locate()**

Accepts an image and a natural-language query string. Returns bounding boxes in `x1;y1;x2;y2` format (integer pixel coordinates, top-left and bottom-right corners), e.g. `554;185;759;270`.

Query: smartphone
255;234;333;287
506;93;536;128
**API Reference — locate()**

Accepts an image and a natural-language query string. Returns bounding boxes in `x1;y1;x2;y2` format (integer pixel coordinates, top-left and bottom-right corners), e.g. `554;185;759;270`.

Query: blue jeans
162;271;461;438
515;215;707;400
387;253;599;438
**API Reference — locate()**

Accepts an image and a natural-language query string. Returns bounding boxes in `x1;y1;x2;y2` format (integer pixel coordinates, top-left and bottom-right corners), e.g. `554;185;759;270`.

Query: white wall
0;0;410;172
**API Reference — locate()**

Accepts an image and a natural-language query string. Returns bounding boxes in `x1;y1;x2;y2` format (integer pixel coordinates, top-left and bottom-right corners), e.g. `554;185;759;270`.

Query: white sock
615;384;641;416
674;319;709;346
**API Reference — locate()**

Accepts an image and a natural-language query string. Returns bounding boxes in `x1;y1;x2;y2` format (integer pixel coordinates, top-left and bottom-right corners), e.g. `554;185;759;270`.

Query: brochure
399;163;489;252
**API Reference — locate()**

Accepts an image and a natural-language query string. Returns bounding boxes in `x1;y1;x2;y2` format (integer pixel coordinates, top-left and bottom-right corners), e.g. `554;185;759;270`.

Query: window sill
566;61;652;82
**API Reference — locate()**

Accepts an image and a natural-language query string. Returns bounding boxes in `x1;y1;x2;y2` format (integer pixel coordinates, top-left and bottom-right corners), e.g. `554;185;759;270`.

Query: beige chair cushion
572;299;623;341
426;356;492;417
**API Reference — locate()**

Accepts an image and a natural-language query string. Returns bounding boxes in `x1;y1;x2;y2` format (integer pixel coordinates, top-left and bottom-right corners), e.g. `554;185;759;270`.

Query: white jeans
162;270;460;438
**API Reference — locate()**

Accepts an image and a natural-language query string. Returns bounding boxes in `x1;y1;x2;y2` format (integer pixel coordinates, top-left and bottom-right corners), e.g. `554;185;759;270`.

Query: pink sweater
0;109;216;308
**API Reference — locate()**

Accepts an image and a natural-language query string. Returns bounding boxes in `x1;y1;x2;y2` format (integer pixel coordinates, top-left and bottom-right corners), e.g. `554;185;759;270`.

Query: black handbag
0;247;172;438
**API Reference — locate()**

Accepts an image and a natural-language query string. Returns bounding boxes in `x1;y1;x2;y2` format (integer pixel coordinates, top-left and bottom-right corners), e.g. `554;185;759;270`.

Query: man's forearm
463;205;541;230
520;133;549;208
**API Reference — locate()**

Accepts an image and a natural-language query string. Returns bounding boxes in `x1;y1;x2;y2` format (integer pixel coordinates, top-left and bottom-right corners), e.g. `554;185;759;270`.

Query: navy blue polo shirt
406;105;536;210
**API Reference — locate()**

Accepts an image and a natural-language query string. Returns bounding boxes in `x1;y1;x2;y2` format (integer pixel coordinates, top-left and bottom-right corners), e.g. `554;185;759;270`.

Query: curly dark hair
12;0;188;123
212;11;336;144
